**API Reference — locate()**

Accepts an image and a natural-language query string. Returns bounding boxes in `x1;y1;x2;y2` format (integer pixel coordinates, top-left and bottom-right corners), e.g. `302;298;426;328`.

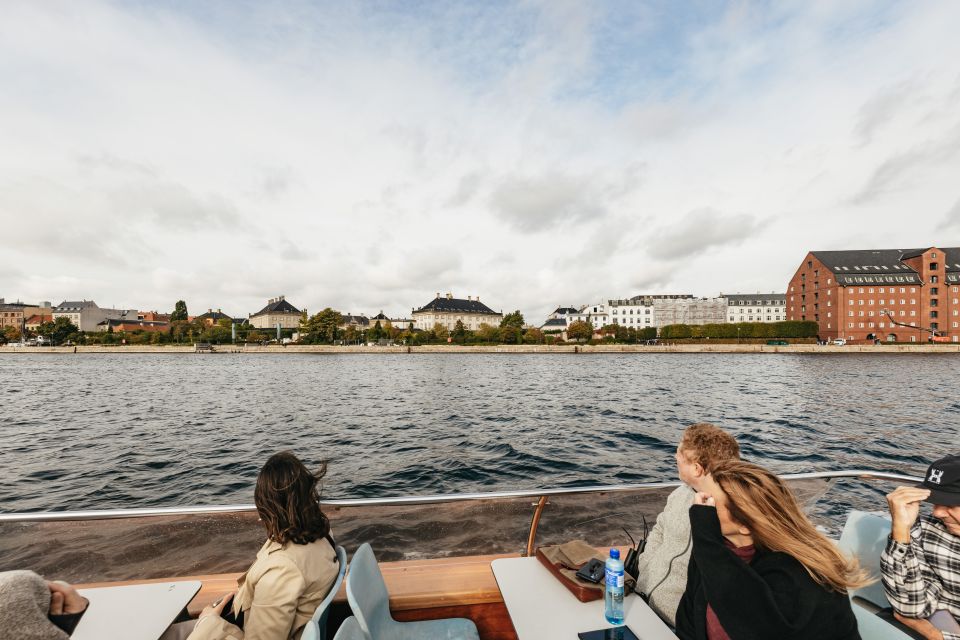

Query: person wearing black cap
880;454;960;640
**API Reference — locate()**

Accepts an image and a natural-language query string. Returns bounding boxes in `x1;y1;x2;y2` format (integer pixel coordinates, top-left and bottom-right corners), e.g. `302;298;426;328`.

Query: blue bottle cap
609;548;620;559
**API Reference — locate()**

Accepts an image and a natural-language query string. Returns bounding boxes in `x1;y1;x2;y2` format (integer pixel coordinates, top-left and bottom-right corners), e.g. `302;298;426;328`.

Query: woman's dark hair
254;451;330;545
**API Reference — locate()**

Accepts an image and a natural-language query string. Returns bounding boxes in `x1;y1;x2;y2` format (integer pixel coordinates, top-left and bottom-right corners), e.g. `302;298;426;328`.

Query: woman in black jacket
675;460;868;640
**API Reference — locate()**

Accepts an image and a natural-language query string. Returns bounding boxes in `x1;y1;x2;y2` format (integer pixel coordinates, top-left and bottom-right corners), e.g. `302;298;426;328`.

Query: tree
170;300;188;322
432;323;450;340
370;321;384;342
38;317;79;345
302;308;342;343
522;328;544;344
500;310;525;331
2;325;21;343
566;320;593;342
476;323;500;343
452;320;466;342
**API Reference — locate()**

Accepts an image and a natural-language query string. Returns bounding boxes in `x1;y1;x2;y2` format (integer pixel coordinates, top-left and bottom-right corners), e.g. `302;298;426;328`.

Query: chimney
467;295;471;301
436;292;440;299
279;295;284;301
446;293;453;299
208;308;213;313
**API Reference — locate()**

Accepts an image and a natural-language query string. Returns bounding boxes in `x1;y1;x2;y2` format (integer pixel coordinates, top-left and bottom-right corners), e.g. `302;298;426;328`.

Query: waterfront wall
2;344;960;354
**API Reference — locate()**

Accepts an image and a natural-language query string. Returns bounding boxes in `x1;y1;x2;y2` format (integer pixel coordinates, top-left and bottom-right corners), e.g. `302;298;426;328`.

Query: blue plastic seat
838;510;917;639
332;616;368;640
301;545;349;640
346;543;480;640
838;510;894;608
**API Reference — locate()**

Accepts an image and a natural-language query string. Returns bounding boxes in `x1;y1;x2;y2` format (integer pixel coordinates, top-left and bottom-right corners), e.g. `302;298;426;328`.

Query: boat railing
0;470;920;583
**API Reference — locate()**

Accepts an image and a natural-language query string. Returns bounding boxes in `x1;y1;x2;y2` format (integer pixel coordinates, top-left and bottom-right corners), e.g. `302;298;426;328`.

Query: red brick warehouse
786;247;960;343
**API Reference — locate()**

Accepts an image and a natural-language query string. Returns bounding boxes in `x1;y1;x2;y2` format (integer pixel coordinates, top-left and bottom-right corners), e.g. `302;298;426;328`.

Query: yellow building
249;296;303;329
412;293;502;331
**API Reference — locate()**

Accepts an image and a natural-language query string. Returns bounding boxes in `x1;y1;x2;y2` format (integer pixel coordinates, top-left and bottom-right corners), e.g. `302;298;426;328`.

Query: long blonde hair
711;460;871;593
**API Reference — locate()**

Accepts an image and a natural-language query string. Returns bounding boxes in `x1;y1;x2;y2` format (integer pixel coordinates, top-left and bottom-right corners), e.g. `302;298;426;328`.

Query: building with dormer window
249;296;302;329
412;293;502;331
786;247;960;342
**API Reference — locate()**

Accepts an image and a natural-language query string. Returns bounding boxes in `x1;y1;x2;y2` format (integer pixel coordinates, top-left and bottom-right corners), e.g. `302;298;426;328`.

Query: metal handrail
0;469;920;523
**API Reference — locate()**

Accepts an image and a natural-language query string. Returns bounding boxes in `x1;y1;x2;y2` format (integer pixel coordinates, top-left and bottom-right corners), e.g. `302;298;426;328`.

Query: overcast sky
2;1;959;322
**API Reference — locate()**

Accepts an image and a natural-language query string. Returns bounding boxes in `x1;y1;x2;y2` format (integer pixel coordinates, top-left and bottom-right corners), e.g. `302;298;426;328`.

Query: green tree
302;308;342;343
522;327;544;344
452;320;466;342
500;310;525;330
370;321;384;341
566;320;593;342
38;317;79;345
476;323;500;343
170;300;188;322
432;323;450;340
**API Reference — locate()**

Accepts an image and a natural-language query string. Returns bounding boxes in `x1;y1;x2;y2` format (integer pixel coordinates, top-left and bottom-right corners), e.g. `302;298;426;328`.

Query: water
0;353;952;513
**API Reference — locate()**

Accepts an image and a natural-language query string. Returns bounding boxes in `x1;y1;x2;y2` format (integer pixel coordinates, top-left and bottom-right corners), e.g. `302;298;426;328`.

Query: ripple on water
0;353;949;512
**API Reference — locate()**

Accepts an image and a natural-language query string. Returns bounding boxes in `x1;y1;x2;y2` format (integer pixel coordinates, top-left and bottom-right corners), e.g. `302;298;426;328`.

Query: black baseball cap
920;455;960;507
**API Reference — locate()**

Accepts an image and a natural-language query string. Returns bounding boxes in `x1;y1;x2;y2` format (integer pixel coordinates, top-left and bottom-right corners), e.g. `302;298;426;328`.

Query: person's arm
635;489;674;577
687;504;815;635
47;581;89;636
240;559;305;640
186;593;243;640
881;487;944;620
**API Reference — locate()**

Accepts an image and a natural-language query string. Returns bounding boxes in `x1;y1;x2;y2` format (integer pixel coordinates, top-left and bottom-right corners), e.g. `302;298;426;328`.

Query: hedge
659;321;818;340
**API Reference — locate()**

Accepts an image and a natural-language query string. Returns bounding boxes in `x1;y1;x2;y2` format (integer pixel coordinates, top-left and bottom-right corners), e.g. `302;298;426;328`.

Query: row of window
728;317;783;322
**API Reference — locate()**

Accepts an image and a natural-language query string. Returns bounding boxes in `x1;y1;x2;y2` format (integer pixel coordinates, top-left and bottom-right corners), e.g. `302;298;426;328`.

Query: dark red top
705;541;756;640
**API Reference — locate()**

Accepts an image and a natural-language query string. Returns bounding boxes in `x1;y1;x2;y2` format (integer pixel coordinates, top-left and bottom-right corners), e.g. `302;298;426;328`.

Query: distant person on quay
634;422;740;627
881;454;960;640
675;460;867;640
162;451;339;640
0;570;88;640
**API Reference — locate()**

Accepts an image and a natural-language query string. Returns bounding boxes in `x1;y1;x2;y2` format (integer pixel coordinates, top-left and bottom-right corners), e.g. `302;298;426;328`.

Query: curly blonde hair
679;422;740;473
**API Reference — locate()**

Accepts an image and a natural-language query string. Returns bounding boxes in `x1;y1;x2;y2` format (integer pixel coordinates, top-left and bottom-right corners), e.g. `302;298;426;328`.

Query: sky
2;0;960;322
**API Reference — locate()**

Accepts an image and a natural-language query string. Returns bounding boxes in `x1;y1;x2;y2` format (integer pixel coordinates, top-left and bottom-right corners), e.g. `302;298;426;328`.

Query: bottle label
605;571;624;589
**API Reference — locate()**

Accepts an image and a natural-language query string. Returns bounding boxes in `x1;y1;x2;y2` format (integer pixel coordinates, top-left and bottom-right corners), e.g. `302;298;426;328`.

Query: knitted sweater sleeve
688;505;818;636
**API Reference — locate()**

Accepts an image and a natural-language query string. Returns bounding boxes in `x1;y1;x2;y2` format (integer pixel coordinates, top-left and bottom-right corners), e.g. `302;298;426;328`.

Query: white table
74;581;202;640
492;557;679;640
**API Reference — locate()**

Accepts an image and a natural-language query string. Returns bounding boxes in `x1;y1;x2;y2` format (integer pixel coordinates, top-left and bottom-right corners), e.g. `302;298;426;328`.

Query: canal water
0;353;951;513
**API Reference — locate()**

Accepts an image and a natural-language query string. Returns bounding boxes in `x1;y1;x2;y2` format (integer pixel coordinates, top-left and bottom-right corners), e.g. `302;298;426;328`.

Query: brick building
786;247;960;343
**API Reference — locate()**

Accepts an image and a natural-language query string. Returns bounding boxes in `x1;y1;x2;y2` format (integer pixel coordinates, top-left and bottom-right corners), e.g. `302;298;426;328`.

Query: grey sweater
0;571;71;640
635;485;694;627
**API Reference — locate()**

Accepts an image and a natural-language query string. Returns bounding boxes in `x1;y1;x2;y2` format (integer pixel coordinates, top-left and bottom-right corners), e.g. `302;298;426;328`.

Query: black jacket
675;505;861;640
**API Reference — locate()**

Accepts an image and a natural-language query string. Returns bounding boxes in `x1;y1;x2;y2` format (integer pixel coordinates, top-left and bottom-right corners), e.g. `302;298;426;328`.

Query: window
911;287;916;293
869;288;874;293
931;288;939;295
910;311;916;316
900;288;906;293
828;278;832;284
859;311;864;317
869;299;874;305
930;262;938;270
930;275;939;283
859;288;864;293
848;311;854;317
859;323;865;328
910;299;916;305
848;300;854;305
826;312;831;318
848;323;854;328
932;252;938;258
931;299;938;307
879;287;885;293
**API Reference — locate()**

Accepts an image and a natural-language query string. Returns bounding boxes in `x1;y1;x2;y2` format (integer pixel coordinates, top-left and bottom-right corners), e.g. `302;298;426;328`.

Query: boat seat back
345;542;480;640
331;616;367;640
851;602;917;639
346;543;393;638
838;510;893;608
302;545;349;640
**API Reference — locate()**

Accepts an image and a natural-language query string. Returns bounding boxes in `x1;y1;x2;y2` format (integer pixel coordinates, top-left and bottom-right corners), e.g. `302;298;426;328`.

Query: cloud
646;208;765;261
852;80;917;146
488;167;642;233
938;197;960;233
849;123;960;204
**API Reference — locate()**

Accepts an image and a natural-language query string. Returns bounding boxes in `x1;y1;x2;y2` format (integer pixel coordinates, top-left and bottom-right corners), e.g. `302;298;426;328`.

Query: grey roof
542;318;568;327
341;314;369;326
811;248;960;274
251;298;301;317
54;300;98;312
197;310;233;321
723;293;785;304
552;307;578;315
414;296;500;315
98;319;169;327
371;312;389;321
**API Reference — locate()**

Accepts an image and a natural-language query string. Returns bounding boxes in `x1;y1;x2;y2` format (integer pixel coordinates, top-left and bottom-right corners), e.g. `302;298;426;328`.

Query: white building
53;300;135;332
539;306;578;332
412;293;502;331
722;293;787;323
606;298;656;329
567;303;608;330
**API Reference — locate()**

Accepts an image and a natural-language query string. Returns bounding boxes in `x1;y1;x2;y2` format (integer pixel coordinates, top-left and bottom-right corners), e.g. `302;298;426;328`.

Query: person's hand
694;492;716;507
886;487;930;543
47;581;88;616
893;612;944;640
200;591;236;621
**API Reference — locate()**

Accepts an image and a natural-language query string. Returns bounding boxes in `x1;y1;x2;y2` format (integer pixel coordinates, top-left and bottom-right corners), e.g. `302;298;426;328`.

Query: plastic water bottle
604;548;625;624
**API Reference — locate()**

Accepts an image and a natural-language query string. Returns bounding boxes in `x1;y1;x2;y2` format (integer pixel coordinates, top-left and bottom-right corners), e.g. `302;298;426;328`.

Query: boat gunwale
0;469;920;522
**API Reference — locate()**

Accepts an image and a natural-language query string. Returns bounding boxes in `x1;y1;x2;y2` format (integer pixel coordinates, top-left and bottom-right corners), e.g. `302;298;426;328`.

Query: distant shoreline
2;344;959;354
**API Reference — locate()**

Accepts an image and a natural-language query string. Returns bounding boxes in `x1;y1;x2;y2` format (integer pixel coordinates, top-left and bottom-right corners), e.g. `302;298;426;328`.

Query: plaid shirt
880;515;960;640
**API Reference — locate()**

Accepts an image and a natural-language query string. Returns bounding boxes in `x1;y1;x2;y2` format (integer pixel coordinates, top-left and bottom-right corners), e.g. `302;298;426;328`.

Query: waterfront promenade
2;343;959;354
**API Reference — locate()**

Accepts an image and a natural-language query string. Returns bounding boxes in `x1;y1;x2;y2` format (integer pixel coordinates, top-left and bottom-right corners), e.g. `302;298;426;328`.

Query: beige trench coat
188;537;338;640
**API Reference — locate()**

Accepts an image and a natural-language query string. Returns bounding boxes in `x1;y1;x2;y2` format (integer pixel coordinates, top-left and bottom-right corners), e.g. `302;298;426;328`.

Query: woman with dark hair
675;459;868;640
168;451;338;640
